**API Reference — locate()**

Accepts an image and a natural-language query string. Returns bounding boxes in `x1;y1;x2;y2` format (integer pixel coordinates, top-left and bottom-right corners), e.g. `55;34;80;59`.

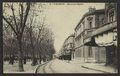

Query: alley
36;59;104;73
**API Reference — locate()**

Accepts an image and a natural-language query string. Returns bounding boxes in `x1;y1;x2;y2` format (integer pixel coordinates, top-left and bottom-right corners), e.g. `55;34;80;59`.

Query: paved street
36;59;104;73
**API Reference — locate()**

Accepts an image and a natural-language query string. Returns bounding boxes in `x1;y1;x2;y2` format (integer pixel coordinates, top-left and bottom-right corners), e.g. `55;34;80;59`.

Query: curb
81;65;112;73
35;59;56;73
35;61;49;73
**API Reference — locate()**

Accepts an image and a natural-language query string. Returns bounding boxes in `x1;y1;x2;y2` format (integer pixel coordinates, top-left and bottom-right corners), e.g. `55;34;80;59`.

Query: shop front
94;29;117;66
84;21;117;67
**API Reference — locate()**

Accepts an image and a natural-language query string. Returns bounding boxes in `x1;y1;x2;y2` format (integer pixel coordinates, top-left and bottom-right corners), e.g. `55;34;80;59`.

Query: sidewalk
3;61;43;73
70;57;117;73
81;63;117;73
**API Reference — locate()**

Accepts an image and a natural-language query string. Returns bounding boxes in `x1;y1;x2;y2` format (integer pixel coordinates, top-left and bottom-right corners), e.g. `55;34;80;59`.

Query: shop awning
95;29;117;46
95;32;114;46
84;29;117;47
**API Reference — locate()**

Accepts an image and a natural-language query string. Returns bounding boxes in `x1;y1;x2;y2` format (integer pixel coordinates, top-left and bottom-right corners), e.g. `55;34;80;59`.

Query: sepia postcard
2;2;118;74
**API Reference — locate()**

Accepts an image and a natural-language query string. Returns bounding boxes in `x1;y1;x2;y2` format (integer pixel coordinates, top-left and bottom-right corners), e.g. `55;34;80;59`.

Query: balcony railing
93;21;117;36
84;21;117;40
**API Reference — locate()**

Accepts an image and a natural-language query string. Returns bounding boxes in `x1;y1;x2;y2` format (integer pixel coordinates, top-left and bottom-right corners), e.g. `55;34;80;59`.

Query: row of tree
3;2;55;71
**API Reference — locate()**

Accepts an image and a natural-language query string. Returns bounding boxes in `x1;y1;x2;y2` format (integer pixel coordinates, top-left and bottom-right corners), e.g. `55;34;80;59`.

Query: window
101;18;104;24
88;47;92;57
70;43;73;47
82;21;85;28
109;10;114;22
89;21;92;29
87;17;93;29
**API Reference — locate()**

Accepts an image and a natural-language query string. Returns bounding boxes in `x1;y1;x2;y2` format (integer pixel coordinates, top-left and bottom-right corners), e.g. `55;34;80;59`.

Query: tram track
48;61;56;73
36;60;55;73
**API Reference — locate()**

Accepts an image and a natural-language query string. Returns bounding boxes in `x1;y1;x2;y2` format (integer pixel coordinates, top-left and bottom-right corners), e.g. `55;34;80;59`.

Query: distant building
60;34;75;60
74;8;106;63
84;3;117;67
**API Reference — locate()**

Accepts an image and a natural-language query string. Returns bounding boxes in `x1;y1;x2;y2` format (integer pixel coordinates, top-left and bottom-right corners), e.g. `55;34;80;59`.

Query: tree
38;27;55;61
26;10;45;65
3;22;18;63
3;2;31;71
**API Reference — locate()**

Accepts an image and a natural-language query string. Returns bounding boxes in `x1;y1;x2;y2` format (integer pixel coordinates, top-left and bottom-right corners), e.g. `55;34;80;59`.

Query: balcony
84;21;117;46
93;21;116;36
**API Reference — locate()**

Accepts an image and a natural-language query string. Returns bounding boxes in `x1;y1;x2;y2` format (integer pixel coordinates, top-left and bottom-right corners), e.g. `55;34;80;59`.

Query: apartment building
84;3;117;66
74;8;106;63
60;34;75;60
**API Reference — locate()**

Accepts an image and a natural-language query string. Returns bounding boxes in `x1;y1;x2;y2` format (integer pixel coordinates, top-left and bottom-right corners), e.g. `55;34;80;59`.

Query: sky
3;2;105;53
4;2;105;54
40;3;105;53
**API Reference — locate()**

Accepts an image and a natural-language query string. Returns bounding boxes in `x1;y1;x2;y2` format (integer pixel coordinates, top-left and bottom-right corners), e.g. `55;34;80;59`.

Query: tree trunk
18;38;24;71
31;46;37;66
29;27;37;66
39;52;41;64
31;50;35;65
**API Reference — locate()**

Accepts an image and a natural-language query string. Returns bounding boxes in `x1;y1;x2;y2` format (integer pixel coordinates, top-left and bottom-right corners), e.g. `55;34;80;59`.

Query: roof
74;9;105;31
63;34;75;46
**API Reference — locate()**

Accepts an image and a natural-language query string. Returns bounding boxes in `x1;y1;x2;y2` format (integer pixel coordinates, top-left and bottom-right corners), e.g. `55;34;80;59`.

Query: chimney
89;7;96;13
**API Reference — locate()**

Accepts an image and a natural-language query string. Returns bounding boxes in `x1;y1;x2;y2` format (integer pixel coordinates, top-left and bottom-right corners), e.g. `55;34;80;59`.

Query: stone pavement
70;57;117;73
81;63;117;73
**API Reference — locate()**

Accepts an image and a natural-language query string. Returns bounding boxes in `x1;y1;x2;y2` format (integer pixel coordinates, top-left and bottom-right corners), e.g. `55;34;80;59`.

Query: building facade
74;8;106;63
84;3;117;67
59;34;75;60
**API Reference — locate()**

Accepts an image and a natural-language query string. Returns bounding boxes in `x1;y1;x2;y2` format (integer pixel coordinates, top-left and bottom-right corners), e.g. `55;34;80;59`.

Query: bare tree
3;22;18;64
28;18;45;65
3;2;31;71
38;27;55;61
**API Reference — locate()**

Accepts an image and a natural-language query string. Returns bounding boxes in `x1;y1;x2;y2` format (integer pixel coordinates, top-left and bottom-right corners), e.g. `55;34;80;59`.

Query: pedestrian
23;56;26;64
